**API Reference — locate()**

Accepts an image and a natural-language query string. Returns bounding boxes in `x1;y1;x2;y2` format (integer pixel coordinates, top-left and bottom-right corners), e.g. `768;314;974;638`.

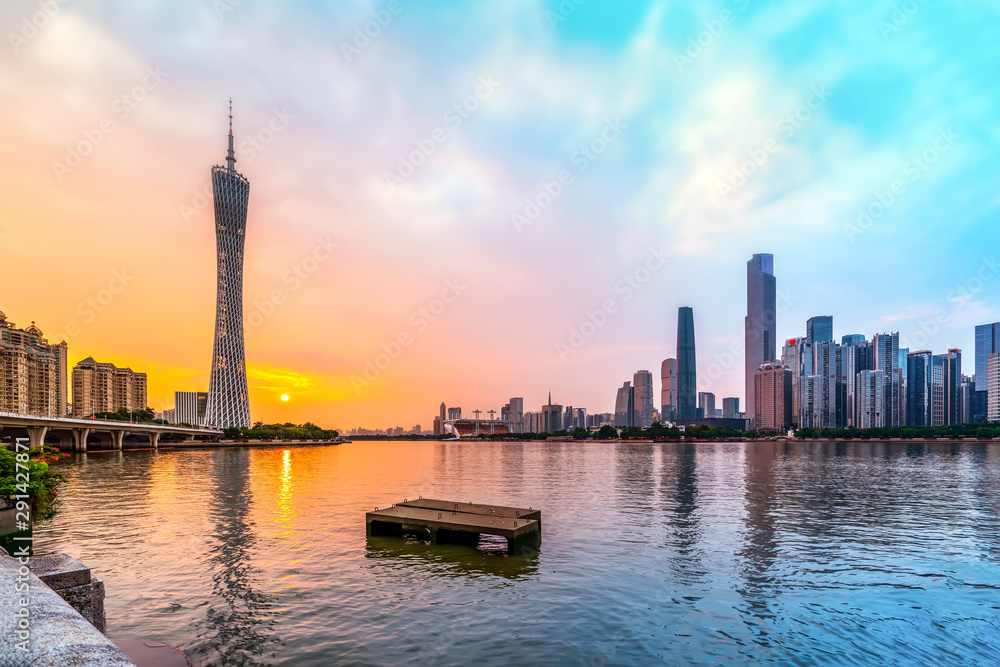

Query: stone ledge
30;553;93;591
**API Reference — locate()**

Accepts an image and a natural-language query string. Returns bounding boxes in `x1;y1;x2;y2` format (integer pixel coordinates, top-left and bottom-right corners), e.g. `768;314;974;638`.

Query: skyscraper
697;392;716;420
941;349;962;425
806;316;833;346
873;332;901;427
906;351;933;426
614;381;635;427
175;391;208;426
722;397;739;419
745;254;776;425
974;323;999;421
438;402;446;434
677;306;697;421
633;370;654;427
205;102;252;428
660;358;677;422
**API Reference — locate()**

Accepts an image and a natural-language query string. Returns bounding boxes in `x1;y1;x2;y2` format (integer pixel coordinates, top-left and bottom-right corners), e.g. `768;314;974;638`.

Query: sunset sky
2;0;998;430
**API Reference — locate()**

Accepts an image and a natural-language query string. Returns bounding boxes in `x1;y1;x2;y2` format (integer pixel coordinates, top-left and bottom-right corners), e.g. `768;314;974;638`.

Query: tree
595;425;618;440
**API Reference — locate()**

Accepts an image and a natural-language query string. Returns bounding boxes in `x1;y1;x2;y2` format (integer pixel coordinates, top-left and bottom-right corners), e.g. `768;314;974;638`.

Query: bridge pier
149;432;160;449
73;428;90;452
111;431;124;451
26;426;48;447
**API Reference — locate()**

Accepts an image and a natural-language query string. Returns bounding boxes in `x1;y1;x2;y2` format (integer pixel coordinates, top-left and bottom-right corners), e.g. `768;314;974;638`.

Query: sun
281;394;289;402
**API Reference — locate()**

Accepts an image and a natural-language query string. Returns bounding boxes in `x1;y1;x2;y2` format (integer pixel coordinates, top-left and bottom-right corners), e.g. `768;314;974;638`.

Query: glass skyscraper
806;316;833;346
677;306;697;421
205;104;252;428
633;370;654;427
745;254;776;425
660;358;677;422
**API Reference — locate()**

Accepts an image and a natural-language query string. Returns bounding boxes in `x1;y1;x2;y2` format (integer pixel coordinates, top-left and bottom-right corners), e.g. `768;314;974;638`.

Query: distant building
447;407;462;420
677;307;697;421
754;361;792;432
542;393;562;433
439;403;446;433
587;412;613;427
722;397;739;419
503;397;524;433
906;351;933;427
856;369;885;428
614;381;635;427
433;416;442;435
988;353;1000;421
941;349;962;425
960;375;975;424
175;391;208;426
974;323;1000;421
633;370;654;427
782;337;807;428
0;313;68;417
873;333;902;427
806;316;834;346
524;411;543;433
72;357;147;417
697;392;716;421
660;358;677;422
745;254;777;427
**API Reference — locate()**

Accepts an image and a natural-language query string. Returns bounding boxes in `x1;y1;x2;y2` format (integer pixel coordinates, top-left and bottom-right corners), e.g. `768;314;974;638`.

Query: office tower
973;323;1000;422
906;351;933;426
660;358;677;422
722;397;739;419
503;397;524;433
0;313;68;417
677;307;697;420
614;381;635;427
542;392;562;433
960;375;975;424
809;340;838;428
842;337;871;427
930;355;945;425
940;349;962;425
988;353;1000;421
175;391;208;426
206;103;252;428
439;403;446;430
806;316;834;346
754;361;792;431
633;370;654;427
697;392;716;420
745;254;776;424
447;407;462;420
842;334;866;347
72;357;147;417
856;369;885;428
432;416;442;435
782;337;807;428
873;332;901;427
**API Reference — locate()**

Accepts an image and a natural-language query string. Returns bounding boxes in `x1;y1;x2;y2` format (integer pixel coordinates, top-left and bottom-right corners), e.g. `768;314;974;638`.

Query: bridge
0;412;222;451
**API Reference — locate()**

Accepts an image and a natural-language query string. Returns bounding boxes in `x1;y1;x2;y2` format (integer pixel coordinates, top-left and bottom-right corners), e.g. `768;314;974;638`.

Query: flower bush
0;445;67;522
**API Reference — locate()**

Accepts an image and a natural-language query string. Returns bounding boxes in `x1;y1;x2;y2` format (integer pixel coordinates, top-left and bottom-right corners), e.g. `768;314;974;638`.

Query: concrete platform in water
366;498;541;554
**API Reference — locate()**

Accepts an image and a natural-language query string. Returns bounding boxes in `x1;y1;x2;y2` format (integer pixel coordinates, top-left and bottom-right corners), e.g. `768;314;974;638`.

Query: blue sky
1;0;998;426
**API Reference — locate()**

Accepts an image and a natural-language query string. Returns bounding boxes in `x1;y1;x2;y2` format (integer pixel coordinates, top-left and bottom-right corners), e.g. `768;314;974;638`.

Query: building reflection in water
737;441;781;633
198;448;281;666
660;443;709;587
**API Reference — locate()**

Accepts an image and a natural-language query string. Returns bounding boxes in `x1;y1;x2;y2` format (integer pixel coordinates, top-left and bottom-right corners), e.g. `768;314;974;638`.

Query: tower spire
226;97;236;172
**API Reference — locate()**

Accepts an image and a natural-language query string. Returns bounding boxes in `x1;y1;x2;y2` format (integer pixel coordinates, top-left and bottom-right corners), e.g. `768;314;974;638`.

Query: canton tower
205;100;251;428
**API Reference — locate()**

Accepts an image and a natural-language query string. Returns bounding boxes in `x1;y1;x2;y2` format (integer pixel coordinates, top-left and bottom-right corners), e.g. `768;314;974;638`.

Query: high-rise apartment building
754;361;792;432
660;358;677;422
677;307;697;421
745;254;776;424
633;370;654;427
72;357;147;417
205;104;252;428
175;391;208;426
0;313;68;417
439;403;446;432
447;407;462;420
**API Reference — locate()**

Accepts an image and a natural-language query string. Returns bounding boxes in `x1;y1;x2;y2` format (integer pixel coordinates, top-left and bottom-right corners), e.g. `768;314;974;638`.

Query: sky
1;0;998;430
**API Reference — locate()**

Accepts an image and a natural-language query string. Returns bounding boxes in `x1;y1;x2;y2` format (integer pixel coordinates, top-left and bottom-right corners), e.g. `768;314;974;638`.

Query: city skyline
2;2;998;429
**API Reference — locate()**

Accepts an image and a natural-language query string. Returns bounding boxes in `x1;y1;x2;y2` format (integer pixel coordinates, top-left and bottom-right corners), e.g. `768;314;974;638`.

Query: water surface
32;441;1000;665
